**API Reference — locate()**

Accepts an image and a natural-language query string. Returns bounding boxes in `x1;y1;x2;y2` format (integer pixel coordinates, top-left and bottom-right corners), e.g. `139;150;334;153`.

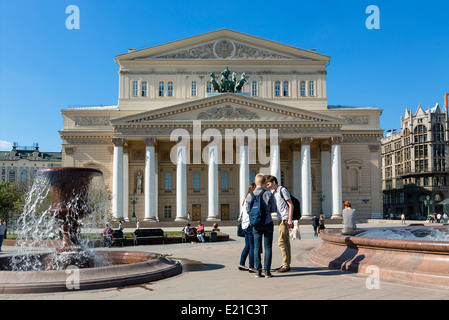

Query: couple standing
239;174;294;278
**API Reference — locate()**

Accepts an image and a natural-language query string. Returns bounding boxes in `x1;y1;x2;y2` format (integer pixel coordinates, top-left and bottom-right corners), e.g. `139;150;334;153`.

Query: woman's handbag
237;222;245;237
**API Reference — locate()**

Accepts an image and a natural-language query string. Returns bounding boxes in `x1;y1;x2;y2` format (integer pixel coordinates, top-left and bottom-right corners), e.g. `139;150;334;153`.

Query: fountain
309;226;449;287
0;167;182;294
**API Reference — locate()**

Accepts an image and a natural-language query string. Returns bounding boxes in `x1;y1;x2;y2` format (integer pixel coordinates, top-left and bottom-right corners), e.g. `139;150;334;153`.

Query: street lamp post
130;193;138;222
424;195;433;221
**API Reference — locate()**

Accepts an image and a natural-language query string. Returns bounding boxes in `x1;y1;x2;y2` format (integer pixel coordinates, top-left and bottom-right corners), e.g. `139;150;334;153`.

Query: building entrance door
192;204;201;221
221;204;230;220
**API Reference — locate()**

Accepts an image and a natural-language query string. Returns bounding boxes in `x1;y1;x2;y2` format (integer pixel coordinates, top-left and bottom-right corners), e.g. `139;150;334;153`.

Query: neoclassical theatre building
60;30;383;222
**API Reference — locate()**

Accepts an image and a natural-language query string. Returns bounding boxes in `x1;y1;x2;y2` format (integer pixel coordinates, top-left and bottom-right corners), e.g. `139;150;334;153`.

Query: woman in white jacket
238;183;256;272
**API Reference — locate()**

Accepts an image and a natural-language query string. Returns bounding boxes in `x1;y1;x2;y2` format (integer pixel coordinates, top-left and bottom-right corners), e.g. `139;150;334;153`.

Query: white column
239;139;250;209
123;151;129;222
320;143;332;218
292;142;301;199
175;144;188;221
207;144;219;221
144;138;157;222
112;138;124;221
331;137;343;219
270;136;282;181
301;137;313;219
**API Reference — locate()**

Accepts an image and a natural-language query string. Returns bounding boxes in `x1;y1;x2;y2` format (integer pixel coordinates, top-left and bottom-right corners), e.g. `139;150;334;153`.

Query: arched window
191;81;197;96
300;81;306;97
141;81;147;97
158;81;165;97
206;81;212;93
414;125;427;143
283;81;289;97
251;81;258;96
274;81;281;97
21;170;28;183
132;80;138;97
9;169;15;182
221;171;229;190
167;81;173;97
193;172;200;190
164;172;172;190
308;80;315;96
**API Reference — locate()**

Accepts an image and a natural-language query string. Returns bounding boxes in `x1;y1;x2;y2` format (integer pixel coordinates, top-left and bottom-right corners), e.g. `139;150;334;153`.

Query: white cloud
0;140;13;151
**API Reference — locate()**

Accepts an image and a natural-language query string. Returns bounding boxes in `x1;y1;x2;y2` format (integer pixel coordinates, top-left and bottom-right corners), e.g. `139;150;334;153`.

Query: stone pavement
1;221;448;300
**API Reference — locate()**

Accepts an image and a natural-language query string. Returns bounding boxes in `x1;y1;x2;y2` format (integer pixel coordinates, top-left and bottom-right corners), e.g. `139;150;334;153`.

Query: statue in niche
136;172;143;194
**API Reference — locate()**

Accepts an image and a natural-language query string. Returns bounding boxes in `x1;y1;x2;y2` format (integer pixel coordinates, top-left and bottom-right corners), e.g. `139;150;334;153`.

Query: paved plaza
1;221;448;301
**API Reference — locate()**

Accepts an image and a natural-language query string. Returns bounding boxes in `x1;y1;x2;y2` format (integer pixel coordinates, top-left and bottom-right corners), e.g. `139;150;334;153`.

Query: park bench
101;230;126;247
134;228;167;245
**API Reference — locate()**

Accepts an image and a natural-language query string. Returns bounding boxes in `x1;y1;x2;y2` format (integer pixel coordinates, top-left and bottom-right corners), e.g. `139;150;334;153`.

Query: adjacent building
0;143;62;188
59;29;383;223
381;103;449;218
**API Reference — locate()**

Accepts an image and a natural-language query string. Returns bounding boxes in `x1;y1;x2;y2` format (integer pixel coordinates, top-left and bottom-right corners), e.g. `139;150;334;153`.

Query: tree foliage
0;181;26;219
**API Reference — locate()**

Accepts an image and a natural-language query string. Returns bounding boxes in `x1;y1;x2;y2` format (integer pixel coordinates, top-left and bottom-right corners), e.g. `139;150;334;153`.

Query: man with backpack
266;175;294;273
245;173;277;278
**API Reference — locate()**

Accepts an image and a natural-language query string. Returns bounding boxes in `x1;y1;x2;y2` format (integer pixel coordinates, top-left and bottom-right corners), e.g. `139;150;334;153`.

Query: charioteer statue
210;67;247;93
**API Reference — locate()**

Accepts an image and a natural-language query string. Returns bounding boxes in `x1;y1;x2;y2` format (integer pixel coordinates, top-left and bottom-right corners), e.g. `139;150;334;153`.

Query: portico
108;93;346;221
60;29;383;222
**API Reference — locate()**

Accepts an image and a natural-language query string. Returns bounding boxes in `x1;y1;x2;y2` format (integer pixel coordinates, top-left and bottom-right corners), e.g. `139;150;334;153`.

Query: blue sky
0;0;448;151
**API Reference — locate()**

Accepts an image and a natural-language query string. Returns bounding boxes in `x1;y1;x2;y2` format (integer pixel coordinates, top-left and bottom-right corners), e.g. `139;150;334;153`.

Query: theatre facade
60;29;383;222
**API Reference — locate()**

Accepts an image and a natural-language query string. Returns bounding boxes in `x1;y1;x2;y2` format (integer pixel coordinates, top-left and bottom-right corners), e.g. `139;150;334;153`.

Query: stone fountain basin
0;251;182;294
309;226;449;287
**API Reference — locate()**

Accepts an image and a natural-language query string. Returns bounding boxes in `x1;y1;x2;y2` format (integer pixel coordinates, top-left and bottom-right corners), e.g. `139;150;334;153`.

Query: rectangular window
251;81;258;96
221;171;229;190
206;81;212;93
158;81;164;97
283;81;289;96
300;81;306;96
132;80;138;97
191;81;197;96
141;81;147;97
164;206;172;219
167;81;173;97
164;172;172;190
308;80;315;96
193;172;200;190
275;81;281;97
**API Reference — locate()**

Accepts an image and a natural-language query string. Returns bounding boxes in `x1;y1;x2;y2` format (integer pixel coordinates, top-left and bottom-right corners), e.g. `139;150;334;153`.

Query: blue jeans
253;222;274;271
0;235;3;250
239;227;254;268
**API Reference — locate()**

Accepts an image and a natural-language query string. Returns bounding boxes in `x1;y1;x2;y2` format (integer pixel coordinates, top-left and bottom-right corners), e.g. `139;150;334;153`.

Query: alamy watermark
366;5;380;30
169;120;279;166
66;265;80;290
365;265;380;290
66;5;80;30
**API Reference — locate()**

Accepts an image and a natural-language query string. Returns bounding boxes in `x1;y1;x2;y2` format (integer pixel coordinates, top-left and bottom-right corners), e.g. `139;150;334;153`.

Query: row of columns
111;136;343;221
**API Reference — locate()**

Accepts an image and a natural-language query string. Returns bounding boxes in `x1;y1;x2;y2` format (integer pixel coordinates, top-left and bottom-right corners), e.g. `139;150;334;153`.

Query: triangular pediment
111;93;343;125
116;29;330;62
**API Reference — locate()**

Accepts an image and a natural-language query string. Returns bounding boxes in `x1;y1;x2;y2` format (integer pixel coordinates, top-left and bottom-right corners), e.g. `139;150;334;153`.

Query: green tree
0;180;26;222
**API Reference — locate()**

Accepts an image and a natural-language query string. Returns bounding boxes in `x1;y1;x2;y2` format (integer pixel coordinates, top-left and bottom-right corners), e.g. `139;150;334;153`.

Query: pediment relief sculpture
197;105;260;120
154;39;293;60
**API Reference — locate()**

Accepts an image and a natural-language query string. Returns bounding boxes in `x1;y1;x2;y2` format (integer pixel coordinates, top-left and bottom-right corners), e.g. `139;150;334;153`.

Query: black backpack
279;187;302;220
